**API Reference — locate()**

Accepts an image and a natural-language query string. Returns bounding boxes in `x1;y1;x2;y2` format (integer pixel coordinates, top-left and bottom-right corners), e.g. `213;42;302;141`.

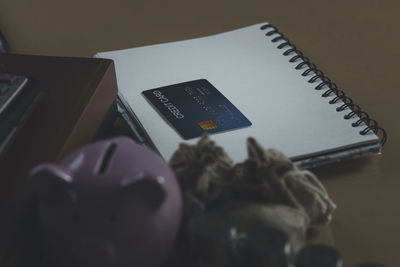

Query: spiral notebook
96;22;386;167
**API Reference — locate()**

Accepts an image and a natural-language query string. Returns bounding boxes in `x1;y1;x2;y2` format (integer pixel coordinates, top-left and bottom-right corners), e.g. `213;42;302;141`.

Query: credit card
142;79;252;139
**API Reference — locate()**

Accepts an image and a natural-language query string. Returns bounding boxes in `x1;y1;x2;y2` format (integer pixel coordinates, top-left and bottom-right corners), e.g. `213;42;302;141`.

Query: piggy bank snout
74;240;117;267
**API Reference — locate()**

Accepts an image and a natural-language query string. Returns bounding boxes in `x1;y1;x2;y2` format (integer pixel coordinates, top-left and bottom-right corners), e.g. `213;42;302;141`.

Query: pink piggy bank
29;137;182;267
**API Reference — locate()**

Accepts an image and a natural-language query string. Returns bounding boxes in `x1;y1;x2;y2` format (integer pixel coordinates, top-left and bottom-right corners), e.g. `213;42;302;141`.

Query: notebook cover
96;22;380;163
0;80;43;155
0;78;41;148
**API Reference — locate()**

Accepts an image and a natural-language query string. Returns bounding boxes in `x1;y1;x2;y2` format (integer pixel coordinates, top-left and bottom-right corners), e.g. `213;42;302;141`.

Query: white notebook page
96;22;378;163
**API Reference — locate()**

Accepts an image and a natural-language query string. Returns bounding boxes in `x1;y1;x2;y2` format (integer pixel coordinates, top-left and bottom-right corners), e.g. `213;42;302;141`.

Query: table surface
1;0;399;266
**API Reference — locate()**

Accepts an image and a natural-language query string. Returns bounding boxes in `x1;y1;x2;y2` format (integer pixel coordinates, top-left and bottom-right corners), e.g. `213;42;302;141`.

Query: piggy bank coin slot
98;143;117;175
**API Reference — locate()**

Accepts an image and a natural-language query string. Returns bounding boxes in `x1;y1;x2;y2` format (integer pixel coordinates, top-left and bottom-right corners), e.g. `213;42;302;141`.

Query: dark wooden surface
0;1;399;266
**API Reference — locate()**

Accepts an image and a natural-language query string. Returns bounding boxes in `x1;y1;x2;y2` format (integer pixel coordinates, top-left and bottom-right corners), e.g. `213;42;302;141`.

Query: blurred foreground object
30;137;182;267
295;244;342;267
169;136;336;266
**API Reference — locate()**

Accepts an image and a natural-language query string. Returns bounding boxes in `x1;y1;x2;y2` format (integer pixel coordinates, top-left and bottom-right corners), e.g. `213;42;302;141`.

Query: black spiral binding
260;24;387;146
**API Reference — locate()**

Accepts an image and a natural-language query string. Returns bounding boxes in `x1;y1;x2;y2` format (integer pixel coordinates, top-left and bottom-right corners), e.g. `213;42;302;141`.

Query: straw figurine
169;135;336;266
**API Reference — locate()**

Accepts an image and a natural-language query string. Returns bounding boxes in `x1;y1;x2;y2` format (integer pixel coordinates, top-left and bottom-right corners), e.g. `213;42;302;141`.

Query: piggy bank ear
121;173;166;209
30;164;72;201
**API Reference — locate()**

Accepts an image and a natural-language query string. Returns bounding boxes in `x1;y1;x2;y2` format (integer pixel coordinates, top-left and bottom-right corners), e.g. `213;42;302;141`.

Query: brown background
0;0;399;266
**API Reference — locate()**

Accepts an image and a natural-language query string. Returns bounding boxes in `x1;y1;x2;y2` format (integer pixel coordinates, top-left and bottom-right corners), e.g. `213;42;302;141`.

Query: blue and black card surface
142;79;251;139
